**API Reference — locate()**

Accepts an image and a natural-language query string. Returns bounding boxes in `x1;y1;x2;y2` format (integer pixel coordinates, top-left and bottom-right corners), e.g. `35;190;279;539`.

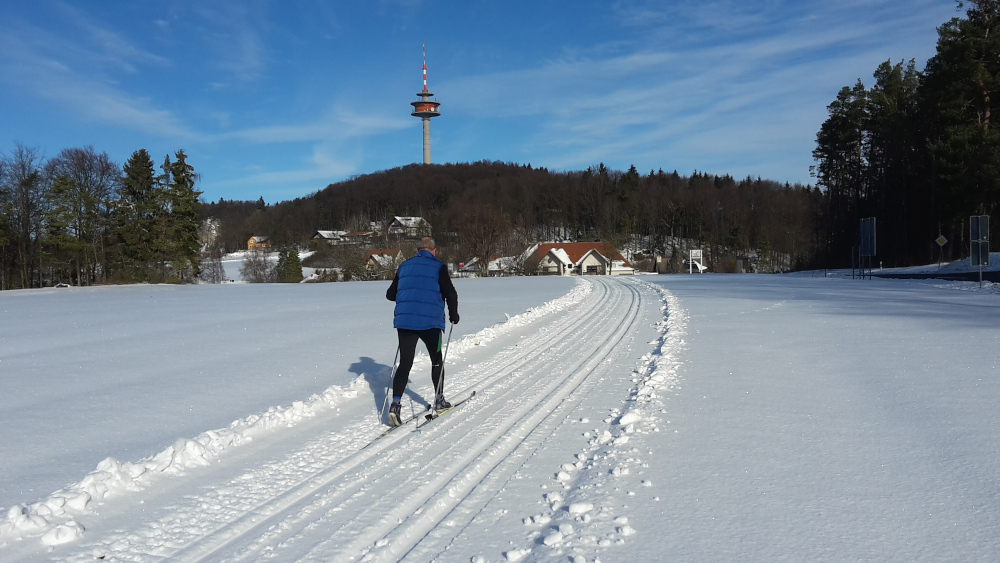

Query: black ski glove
449;311;460;324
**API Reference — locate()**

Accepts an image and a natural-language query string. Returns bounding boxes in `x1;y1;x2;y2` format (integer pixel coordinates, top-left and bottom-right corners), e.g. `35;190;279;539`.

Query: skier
385;237;459;426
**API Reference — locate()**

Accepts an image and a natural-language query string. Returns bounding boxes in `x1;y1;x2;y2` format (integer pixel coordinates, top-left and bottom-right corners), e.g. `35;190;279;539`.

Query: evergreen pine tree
168;150;202;282
115;149;159;281
812;80;869;266
283;248;303;282
921;0;1000;230
866;60;929;265
151;154;173;280
274;248;288;281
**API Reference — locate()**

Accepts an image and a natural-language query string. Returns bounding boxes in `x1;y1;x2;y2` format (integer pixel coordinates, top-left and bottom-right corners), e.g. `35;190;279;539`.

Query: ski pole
442;322;454;370
379;345;401;420
432;323;454;415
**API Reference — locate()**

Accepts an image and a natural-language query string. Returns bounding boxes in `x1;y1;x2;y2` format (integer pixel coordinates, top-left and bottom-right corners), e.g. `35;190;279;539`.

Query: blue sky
1;0;961;204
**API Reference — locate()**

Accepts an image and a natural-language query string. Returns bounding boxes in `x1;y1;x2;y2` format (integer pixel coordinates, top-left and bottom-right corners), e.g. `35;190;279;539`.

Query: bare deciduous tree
457;202;511;277
200;246;227;283
1;143;47;288
239;248;274;283
45;146;119;285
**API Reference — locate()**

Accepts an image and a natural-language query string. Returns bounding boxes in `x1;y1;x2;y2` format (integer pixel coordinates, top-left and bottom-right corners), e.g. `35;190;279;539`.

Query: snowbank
1;379;366;544
0;279;589;546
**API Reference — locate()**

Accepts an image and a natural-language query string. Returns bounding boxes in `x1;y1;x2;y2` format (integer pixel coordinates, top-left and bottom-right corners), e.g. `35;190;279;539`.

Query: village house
311;230;348;245
365;248;404;277
528;242;633;276
311;230;379;246
456;255;522;277
247;236;272;250
387;217;431;239
343;231;377;245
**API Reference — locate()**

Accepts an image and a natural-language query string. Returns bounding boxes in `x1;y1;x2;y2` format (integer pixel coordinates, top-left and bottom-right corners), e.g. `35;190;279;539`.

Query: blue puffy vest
393;250;446;330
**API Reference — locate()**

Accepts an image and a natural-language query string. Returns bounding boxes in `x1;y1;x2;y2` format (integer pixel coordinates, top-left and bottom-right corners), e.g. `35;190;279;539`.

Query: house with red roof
528;242;633;276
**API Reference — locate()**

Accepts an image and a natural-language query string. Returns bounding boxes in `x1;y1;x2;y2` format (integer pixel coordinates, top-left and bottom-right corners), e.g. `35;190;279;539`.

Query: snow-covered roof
249;236;269;243
459;257;480;272
365;249;401;268
547;248;573;266
312;230;347;240
392;216;427;229
489;256;520;271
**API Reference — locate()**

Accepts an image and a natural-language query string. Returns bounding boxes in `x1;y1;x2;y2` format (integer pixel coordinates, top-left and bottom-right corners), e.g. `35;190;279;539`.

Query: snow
220;250;318;282
866;251;1000;274
1;271;999;561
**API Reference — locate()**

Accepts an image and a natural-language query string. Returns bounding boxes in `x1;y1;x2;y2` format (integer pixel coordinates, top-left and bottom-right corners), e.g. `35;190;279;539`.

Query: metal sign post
856;218;876;280
970;215;990;287
935;235;947;269
688;249;703;274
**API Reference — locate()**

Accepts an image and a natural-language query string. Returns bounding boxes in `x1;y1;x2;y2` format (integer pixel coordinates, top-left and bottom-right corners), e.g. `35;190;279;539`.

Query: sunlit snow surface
1;272;998;561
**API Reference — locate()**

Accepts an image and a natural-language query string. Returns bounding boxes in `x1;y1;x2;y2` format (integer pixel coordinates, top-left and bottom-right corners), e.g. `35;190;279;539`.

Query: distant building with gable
311;230;348;245
247;236;272;250
365;248;403;268
528;242;633;276
388;217;431;239
365;248;404;279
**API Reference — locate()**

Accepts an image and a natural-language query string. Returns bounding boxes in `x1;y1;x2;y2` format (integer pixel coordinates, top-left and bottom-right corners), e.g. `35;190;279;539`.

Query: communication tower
411;44;440;164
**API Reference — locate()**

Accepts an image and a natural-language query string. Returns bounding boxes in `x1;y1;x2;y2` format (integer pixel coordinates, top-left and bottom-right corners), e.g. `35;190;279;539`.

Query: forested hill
201;161;820;272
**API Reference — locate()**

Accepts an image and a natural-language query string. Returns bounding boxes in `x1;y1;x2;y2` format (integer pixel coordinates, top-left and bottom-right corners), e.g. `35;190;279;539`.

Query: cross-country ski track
47;277;682;562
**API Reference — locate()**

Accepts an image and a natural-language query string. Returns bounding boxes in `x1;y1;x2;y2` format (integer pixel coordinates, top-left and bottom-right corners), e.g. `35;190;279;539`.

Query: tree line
2;141;818;290
203;161;820;276
0;144;202;289
813;0;998;267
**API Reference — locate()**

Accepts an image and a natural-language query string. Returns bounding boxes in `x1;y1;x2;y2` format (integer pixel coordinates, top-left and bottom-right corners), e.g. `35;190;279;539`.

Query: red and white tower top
412;43;440;116
422;44;429;92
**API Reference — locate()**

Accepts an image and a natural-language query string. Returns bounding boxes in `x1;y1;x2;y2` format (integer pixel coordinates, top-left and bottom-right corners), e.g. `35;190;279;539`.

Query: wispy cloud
0;18;193;139
216;107;411;145
207;103;412;193
439;0;954;182
184;2;270;84
208;141;360;200
52;2;172;73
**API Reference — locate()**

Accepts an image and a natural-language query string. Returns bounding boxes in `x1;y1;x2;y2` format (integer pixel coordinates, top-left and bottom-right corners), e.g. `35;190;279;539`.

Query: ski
416;390;476;429
363;404;431;447
362;390;476;449
392;405;432;427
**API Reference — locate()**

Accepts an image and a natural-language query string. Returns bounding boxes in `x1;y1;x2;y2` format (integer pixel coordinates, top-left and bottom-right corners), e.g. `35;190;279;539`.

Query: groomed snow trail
53;277;677;562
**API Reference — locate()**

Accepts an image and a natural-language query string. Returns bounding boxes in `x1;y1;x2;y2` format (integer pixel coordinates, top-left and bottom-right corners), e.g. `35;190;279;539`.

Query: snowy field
1;272;998;562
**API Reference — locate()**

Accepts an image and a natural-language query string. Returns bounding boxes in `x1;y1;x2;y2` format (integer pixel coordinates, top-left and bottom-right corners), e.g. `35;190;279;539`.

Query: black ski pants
393;328;444;399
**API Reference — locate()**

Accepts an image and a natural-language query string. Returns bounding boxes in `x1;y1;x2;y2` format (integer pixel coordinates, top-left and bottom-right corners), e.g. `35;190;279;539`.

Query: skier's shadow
349;356;427;417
